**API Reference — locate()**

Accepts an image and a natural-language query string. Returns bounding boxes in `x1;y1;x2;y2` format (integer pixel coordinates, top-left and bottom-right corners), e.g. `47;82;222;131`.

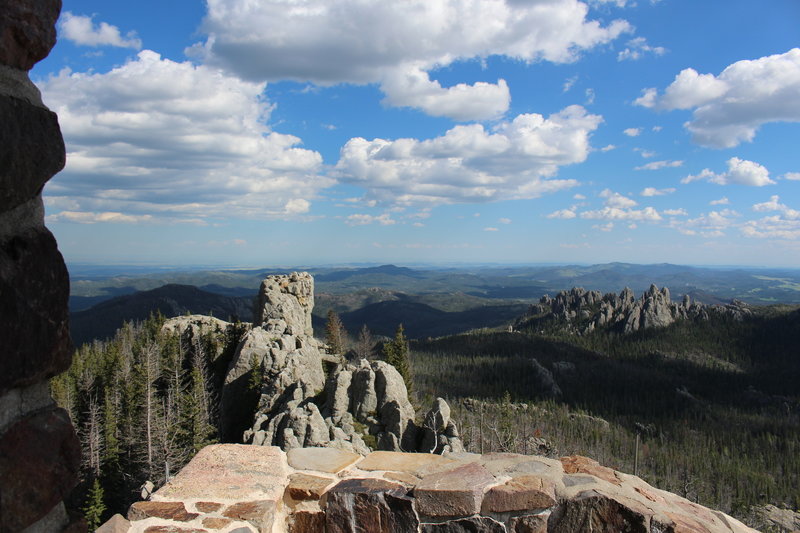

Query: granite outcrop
220;272;464;455
102;443;760;533
521;285;751;335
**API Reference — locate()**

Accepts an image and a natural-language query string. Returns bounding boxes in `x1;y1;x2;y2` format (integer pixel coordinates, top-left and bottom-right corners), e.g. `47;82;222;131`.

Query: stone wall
0;0;82;530
102;444;759;533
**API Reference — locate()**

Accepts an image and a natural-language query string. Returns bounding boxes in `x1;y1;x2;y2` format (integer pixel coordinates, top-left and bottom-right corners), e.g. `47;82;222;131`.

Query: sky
31;0;800;267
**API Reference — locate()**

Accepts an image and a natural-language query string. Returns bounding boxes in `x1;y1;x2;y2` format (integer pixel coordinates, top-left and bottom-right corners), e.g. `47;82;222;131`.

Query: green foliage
411;307;800;523
383;323;413;394
51;312;241;522
82;478;106;531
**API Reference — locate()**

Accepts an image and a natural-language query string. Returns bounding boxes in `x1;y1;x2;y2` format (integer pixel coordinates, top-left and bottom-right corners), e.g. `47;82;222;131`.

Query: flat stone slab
414;462;497;517
288;447;361;473
286;473;335;501
128;501;198;522
325;478;418;533
358;451;457;476
481;475;556;513
155;444;286;502
560;455;621;486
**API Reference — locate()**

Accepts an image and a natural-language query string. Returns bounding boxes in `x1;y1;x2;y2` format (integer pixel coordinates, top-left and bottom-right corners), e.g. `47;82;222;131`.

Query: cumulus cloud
547;208;578;219
635;160;683;171
682;157;774;186
580;189;661;221
663;208;687;216
617;37;666;61
334;105;601;207
669;209;738;237
752;195;800;219
600;189;637;208
59;12;142;49
641;187;675;196
710;197;730;205
784;172;800;181
623;127;641;137
381;65;509;121
741;217;800;240
635;48;800;147
189;0;630;121
345;213;397;226
41;51;329;222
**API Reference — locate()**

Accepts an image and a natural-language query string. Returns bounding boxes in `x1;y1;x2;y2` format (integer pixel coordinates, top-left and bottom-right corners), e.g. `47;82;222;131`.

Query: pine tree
325;309;346;354
383;324;413;393
83;478;106;530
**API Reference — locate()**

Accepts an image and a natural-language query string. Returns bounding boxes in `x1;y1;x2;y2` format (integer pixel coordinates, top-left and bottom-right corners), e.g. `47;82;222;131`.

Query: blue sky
32;0;800;267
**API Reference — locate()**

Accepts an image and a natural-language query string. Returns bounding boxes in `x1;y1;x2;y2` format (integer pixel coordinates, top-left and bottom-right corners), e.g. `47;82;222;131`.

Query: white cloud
499;217;512;224
635;160;683;171
651;126;662;132
581;206;661;221
635;148;656;158
617;37;666;61
669;209;738;237
190;0;631;121
381;66;510;121
752;195;800;219
599;144;616;152
334;105;601;207
682;157;774;186
663;208;687;216
741;216;800;240
573;193;587;200
345;213;397;226
585;88;595;105
46;211;154;224
600;189;637;208
41;51;328;222
635;48;800;147
623;127;642;137
710;197;730;205
563;75;579;92
547;208;577;219
59;12;142;49
784;172;800;181
484;227;499;232
641;187;675;196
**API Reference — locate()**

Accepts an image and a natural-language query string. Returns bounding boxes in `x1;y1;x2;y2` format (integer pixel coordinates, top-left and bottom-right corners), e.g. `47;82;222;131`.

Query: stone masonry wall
102;444;759;533
0;1;82;531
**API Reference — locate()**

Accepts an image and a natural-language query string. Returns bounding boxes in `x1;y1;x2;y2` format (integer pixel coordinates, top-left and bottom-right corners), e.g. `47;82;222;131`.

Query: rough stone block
414;462;496;517
155;444;286;502
358;450;457;477
481;475;556;513
287;446;361;473
222;500;276;532
0;95;66;212
96;513;131;533
202;516;233;529
509;513;548;533
128;501;199;522
421;516;506;532
549;489;649;533
195;501;223;513
0;227;71;393
286;473;334;501
0;0;61;70
288;510;325;533
560;455;621;486
0;407;80;532
325;478;418;533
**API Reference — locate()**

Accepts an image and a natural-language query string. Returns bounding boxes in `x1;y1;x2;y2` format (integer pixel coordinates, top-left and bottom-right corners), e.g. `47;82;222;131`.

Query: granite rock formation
221;272;463;454
522;285;751;335
0;0;82;530
102;444;759;533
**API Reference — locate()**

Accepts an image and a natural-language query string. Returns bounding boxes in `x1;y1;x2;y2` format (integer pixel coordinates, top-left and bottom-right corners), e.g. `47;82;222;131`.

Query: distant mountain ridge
70;284;252;345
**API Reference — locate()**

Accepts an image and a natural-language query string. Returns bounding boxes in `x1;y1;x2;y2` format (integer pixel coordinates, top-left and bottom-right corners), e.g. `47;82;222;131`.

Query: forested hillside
412;306;800;524
51;314;245;529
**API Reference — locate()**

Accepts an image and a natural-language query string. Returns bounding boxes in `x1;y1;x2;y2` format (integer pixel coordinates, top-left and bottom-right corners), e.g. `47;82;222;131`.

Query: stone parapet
106;444;759;533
